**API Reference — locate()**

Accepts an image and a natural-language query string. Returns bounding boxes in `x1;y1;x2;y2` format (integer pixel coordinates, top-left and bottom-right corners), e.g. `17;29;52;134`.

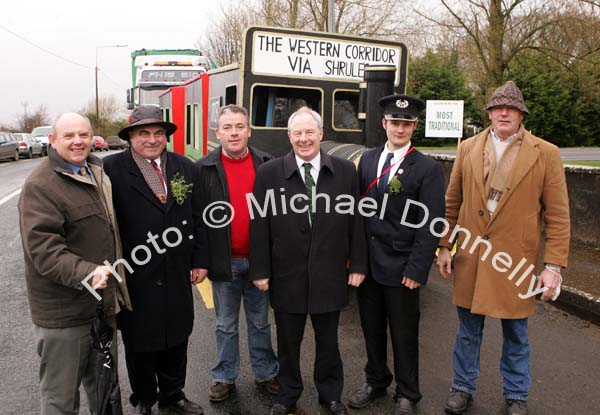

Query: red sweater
221;151;255;258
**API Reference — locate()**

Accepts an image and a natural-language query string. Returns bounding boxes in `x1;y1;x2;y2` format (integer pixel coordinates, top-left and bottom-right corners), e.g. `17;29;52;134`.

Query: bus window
252;85;322;128
163;108;171;123
333;90;360;130
225;85;237;105
186;105;192;145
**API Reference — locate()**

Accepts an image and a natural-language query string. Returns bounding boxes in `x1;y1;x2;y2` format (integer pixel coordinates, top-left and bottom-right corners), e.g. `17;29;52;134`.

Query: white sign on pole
251;31;403;85
425;100;464;138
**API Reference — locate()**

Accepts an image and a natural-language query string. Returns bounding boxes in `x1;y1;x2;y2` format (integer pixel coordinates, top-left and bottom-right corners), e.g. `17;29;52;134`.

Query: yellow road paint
196;278;214;309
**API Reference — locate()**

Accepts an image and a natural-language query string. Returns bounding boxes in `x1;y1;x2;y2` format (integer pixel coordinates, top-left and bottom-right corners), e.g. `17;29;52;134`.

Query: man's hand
91;265;112;289
436;247;452;280
253;278;270;291
191;268;208;285
348;272;366;287
402;276;421;290
537;268;561;302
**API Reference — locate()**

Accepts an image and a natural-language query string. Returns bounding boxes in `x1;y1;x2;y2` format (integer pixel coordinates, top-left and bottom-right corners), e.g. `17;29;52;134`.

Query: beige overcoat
440;126;570;319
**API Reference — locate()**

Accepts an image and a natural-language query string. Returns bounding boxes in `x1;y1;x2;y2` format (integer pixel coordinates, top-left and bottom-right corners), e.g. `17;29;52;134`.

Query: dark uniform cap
378;94;426;121
118;105;177;140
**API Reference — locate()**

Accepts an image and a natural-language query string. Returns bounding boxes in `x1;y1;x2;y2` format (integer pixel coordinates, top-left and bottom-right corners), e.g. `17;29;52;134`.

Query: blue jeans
211;258;278;384
452;307;531;401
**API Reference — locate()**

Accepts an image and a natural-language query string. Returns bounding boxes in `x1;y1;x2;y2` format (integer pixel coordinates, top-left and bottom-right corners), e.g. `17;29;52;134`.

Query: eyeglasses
290;129;318;138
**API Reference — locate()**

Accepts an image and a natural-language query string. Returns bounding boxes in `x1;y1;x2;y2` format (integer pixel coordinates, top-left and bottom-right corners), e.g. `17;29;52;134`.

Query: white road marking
0;189;22;207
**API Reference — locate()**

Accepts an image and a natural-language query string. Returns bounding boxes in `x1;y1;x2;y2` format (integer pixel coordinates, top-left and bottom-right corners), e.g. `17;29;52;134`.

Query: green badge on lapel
170;172;193;205
386;176;402;196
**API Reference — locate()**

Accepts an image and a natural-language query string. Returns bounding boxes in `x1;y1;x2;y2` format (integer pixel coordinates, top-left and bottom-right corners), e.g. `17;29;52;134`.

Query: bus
159;26;408;160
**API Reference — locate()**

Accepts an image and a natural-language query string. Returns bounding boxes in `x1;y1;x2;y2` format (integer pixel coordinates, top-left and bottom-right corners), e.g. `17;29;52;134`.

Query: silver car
0;132;19;161
14;133;45;158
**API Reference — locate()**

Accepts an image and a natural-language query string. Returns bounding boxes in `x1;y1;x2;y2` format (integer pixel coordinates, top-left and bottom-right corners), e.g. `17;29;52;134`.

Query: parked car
0;132;20;161
92;136;109;152
31;125;52;154
106;136;128;150
14;133;45;158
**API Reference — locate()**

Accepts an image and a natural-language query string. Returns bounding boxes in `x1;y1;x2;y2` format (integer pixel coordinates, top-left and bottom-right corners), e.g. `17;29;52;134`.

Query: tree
14;103;50;132
417;0;561;96
80;95;127;137
197;0;410;67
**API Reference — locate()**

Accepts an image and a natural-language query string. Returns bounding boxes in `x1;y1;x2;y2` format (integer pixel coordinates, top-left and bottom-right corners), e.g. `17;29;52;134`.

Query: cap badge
396;99;409;109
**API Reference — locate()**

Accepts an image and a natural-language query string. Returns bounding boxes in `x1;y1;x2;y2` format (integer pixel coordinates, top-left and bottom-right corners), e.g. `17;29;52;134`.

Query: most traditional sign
250;31;403;85
425;100;465;138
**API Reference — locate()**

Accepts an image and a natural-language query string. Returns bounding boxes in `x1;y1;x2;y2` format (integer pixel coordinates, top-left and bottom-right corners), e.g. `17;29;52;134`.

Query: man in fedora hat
349;94;445;415
437;81;570;415
104;105;204;415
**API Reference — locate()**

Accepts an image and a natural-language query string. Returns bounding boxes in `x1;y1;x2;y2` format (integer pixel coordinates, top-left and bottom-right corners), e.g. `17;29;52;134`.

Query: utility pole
328;0;336;33
95;45;127;135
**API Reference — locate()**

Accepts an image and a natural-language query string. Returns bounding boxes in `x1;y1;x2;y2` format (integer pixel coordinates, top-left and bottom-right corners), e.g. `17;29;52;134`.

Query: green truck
126;49;208;109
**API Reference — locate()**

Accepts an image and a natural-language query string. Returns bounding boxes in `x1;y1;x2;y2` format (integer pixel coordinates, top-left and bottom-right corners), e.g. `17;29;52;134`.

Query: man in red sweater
194;105;278;402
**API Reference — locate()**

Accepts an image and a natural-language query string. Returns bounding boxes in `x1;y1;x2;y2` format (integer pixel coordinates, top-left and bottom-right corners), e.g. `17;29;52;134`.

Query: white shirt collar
382;141;412;161
146;157;162;169
295;152;321;172
491;129;517;144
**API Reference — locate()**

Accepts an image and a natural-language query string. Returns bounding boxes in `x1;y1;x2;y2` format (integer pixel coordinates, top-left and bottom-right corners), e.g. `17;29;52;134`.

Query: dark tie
303;162;315;225
150;160;166;190
378;152;394;194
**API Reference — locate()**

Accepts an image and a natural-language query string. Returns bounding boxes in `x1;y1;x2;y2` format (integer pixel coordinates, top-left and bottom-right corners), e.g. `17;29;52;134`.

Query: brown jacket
19;147;131;328
440;126;570;319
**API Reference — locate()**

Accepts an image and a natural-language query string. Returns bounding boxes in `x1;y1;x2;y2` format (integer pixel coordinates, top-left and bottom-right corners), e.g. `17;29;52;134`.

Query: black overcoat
249;151;368;314
357;147;445;286
104;149;199;352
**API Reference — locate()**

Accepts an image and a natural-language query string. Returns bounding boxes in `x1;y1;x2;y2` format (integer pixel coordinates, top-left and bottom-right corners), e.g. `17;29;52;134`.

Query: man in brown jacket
436;81;570;415
19;112;131;415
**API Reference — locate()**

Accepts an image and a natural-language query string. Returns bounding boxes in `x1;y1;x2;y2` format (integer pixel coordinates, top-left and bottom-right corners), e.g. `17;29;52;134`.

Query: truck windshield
140;87;168;106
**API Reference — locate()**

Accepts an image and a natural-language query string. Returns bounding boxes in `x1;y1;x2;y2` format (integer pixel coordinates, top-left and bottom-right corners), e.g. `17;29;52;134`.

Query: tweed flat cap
483;81;529;114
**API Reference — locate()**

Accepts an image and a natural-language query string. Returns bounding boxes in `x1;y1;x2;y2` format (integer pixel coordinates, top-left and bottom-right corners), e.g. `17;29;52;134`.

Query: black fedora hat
118;105;177;140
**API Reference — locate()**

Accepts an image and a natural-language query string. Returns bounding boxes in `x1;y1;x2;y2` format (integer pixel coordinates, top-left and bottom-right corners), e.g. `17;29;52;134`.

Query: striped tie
303;162;315;225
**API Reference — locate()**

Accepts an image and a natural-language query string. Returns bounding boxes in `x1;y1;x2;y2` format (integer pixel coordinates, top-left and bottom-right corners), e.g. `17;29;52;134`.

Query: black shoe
506;399;528;415
255;377;280;395
319;400;349;415
134;404;152;415
270;403;303;415
348;383;387;409
391;397;415;415
444;389;472;414
208;382;235;402
159;397;203;415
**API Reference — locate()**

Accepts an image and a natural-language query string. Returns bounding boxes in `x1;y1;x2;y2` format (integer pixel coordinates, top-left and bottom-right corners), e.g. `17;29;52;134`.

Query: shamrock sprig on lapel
386;176;403;196
170;172;193;205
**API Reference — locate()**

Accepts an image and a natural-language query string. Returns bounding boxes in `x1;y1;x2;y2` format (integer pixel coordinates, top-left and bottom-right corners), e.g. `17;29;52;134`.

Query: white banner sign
251;31;402;84
425;100;464;138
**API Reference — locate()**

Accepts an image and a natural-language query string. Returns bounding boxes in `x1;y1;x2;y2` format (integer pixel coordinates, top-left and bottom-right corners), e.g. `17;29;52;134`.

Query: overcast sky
0;0;228;128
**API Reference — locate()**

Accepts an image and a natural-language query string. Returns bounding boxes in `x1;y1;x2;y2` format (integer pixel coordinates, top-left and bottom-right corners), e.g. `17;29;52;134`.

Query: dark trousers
124;339;188;407
357;275;422;402
274;311;343;406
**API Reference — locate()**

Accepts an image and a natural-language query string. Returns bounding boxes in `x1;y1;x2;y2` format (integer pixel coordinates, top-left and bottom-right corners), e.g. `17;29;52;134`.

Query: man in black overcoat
103;106;203;415
249;107;368;415
348;95;445;415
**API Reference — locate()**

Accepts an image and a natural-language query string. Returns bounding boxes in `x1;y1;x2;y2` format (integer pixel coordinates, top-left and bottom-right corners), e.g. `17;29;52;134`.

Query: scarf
483;128;523;206
131;149;168;204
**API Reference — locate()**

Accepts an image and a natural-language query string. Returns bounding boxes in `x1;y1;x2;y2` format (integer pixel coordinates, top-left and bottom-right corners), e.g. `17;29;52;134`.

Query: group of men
19;80;569;415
